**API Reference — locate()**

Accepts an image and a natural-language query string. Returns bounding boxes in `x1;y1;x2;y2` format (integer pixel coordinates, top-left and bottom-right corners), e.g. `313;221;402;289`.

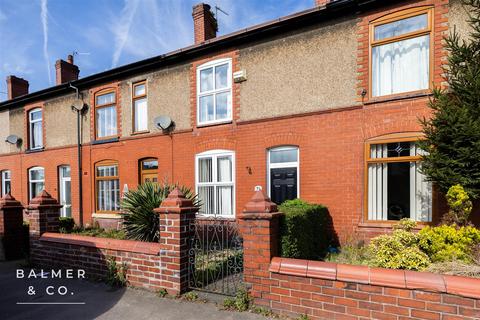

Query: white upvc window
195;150;235;217
1;170;11;197
59;165;72;217
267;146;300;204
196;58;232;125
367;140;432;222
28;167;45;201
29;108;43;149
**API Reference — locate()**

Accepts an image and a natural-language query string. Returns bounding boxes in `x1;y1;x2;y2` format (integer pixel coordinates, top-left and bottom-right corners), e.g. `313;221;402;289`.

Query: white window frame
28;166;45;201
1;170;11;197
59;165;72;217
195;149;235;217
196;58;232;126
29;108;43;150
267;146;300;199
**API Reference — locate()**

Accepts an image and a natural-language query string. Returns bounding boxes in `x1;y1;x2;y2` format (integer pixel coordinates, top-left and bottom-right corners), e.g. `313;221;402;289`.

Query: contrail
112;0;140;68
41;0;51;85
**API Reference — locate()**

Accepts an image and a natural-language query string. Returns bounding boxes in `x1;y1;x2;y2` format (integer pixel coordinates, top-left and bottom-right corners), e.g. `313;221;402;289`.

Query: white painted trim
195;149;235;217
92;213;123;219
266;146;300;200
196;58;233;126
59;165;72;218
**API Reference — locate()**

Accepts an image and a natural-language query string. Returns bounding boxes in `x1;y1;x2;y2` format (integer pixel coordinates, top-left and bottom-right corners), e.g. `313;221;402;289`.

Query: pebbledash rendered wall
0;0;474;242
239;190;480;320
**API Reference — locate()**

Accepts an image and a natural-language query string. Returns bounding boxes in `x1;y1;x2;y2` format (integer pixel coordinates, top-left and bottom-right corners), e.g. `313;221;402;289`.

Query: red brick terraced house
0;0;476;241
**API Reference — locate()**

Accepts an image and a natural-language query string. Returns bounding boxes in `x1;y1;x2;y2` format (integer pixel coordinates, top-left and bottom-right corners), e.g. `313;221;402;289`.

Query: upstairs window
366;138;432;222
133;81;148;133
28;108;43;149
370;7;432;97
95;91;117;139
197;58;232;125
28;167;44;201
1;170;11;197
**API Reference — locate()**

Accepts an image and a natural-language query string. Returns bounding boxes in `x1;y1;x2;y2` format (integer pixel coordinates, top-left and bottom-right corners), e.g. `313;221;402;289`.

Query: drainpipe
69;83;85;226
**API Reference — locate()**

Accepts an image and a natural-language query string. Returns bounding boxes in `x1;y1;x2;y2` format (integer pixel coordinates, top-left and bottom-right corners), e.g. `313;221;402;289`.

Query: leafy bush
279;199;329;260
70;227;126;239
325;240;371;266
121;182;200;242
418;225;480;263
441;184;473;226
368;229;430;271
106;256;128;287
59;217;75;233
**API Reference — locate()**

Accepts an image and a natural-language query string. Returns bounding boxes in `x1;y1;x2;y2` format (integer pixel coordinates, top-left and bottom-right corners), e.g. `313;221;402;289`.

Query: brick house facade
0;0;475;241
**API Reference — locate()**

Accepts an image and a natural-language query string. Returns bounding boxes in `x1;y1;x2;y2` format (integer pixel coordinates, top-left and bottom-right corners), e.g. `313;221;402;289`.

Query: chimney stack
315;0;330;6
192;3;217;44
55;54;80;85
6;75;29;100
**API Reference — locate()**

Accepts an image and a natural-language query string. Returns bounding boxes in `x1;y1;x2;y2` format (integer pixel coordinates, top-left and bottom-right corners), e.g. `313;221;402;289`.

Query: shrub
223;288;251;312
106;256;128;287
441;184;473;226
121;182;200;242
59;217;75;233
418;225;480;263
71;227;126;239
368;219;431;271
279;199;329;260
325;239;371;266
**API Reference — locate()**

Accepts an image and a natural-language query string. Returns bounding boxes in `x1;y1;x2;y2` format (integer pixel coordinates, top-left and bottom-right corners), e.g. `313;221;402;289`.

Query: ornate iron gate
188;218;243;296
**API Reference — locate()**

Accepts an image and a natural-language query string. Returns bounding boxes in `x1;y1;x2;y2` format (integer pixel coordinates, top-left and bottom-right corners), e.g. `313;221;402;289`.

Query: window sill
364;91;432;105
131;130;150;136
196;120;233;128
26;147;45;154
92;137;120;145
358;221;431;229
196;214;236;221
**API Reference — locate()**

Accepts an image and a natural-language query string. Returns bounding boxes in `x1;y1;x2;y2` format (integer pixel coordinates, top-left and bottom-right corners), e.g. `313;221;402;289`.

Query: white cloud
40;0;51;85
111;0;140;68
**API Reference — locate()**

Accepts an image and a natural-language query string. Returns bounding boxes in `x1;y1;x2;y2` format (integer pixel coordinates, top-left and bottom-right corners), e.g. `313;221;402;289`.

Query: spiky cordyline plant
121;181;200;242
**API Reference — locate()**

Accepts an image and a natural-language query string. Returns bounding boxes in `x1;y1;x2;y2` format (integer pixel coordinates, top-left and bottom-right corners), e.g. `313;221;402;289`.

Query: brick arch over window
263;132;306;148
194;138;236;154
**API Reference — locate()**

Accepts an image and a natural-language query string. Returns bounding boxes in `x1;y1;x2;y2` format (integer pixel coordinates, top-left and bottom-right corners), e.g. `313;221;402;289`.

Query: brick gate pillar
238;190;283;305
27;190;62;240
154;188;198;296
0;193;24;260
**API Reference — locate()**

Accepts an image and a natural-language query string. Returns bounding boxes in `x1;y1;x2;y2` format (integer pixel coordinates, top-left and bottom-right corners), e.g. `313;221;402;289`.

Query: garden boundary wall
239;190;480;320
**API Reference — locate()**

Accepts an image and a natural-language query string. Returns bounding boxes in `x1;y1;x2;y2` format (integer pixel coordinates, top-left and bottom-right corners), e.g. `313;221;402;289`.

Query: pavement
0;260;270;320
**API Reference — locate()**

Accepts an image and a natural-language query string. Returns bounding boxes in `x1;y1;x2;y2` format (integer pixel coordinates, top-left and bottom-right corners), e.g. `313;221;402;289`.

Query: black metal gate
188;218;243;296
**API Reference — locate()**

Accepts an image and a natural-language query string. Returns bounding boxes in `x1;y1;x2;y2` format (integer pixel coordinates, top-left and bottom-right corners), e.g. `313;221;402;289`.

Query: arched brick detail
194;138;236;154
263;132;307;149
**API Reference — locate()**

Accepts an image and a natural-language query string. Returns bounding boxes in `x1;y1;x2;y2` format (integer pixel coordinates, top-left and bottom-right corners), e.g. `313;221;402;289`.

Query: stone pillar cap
0;192;23;209
27;190;62;209
242;190;278;214
154;187;199;214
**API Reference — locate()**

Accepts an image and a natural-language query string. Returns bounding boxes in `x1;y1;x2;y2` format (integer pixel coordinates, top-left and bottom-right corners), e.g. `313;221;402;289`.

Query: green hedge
59;217;75;233
279;199;330;260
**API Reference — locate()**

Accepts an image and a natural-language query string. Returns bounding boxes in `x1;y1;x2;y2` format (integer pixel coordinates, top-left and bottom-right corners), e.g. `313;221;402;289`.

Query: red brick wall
31;233;164;292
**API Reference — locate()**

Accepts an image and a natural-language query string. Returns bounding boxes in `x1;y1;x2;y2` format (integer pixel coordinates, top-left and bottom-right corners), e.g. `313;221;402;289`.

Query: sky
0;0;313;101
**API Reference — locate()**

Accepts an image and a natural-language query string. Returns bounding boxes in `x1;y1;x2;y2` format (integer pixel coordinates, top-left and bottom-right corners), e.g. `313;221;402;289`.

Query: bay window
28;167;44;201
196;150;235;217
28;108;43;149
366;139;432;222
371;7;432;97
95;161;120;212
197;58;232;125
95;91;117;139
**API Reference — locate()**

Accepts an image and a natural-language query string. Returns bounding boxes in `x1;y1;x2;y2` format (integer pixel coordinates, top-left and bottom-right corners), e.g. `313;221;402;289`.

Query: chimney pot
55;55;80;85
192;3;217;44
6;75;29;100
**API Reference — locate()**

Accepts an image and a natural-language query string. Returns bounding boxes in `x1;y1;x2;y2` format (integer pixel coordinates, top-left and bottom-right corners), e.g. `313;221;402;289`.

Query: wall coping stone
270;257;480;300
39;232;162;255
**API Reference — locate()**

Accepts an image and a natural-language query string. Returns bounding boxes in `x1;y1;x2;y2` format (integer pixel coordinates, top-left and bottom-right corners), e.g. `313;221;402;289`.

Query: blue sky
0;0;313;101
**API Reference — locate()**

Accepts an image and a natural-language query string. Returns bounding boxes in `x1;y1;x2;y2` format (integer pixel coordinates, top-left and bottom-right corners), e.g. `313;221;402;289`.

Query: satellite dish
72;99;85;111
5;135;21;145
154;115;173;130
